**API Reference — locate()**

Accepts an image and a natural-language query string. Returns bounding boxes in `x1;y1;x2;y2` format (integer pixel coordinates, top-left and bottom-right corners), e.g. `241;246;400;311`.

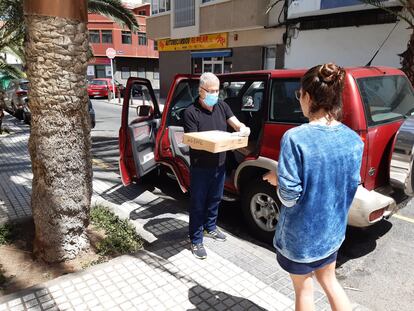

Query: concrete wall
229;46;263;72
146;0;273;40
285;22;410;68
199;0;268;34
146;13;171;39
159;51;191;98
228;28;284;48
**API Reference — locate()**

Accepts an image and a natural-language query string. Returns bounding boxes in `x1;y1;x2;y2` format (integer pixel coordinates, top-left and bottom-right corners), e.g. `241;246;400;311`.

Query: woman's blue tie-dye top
274;123;364;263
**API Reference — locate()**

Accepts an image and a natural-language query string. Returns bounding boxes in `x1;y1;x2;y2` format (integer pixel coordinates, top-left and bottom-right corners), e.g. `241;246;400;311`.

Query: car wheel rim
250;192;280;232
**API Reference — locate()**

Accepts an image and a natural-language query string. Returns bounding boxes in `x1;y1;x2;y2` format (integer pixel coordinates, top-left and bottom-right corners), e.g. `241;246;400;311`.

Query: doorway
202;57;224;74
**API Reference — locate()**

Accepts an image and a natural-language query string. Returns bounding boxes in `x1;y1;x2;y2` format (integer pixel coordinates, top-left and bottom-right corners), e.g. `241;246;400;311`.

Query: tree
0;0;139;79
353;1;414;84
24;0;92;262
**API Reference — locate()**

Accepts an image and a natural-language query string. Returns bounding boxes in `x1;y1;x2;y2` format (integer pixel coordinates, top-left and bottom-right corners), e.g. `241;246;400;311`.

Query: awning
191;50;232;58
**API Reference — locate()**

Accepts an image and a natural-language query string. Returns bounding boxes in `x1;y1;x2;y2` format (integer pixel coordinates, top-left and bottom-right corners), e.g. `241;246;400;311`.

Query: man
183;72;250;259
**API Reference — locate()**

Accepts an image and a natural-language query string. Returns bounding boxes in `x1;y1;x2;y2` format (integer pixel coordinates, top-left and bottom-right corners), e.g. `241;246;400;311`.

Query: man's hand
263;171;277;186
238;126;250;137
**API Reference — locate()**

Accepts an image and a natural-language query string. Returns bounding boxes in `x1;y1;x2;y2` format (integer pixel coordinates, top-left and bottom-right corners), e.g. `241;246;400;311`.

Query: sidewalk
0;114;366;311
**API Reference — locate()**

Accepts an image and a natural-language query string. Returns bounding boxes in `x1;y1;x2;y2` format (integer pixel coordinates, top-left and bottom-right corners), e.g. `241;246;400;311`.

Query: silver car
3;79;29;120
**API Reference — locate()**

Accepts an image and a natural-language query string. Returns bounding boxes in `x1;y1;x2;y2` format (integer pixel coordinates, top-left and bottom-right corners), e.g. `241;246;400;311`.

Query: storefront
157;33;268;98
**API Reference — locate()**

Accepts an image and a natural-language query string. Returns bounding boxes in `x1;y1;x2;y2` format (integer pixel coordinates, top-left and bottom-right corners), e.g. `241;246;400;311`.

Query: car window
90;80;107;86
167;80;199;127
221;81;246;99
357;75;414;126
241;81;264;112
20;82;29;90
128;83;156;124
269;78;305;124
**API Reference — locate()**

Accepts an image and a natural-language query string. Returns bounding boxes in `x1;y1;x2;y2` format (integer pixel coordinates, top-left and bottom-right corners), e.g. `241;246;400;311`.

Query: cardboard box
183;130;248;153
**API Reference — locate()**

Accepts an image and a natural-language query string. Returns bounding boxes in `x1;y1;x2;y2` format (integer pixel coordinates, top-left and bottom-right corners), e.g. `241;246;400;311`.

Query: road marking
92;158;112;169
393;213;414;224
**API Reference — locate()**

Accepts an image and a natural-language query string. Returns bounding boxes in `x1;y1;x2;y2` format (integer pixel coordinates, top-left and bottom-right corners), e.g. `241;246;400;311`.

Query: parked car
89;98;96;128
88;78;124;98
3;79;29;119
118;68;414;241
23;98;96;129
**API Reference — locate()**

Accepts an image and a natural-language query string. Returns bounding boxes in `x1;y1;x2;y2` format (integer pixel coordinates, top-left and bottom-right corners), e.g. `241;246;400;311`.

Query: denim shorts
276;250;338;275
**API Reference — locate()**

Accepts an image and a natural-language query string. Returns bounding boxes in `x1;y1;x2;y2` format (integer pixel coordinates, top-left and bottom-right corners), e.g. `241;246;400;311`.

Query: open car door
119;78;161;186
155;75;200;192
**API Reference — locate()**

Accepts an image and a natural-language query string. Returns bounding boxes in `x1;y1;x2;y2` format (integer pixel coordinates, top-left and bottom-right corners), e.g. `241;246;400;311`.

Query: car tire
241;178;281;243
23;112;30;125
13;107;23;120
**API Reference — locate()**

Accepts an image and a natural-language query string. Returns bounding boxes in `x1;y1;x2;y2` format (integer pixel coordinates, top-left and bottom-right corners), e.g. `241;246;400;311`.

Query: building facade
283;0;410;69
147;0;286;98
87;3;160;90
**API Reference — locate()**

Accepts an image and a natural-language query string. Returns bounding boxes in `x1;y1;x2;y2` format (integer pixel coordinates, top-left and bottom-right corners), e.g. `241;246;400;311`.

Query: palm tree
24;0;91;262
0;0;139;79
21;0;138;263
361;1;414;84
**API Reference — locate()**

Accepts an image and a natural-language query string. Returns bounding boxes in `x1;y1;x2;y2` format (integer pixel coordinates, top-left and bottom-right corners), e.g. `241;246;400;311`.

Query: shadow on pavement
337;220;393;268
187;285;266;311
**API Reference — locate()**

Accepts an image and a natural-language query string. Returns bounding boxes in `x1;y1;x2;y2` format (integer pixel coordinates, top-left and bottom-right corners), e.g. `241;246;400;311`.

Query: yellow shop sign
158;33;228;52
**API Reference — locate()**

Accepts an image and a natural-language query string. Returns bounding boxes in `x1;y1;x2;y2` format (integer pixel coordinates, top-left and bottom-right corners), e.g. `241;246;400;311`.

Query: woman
264;63;363;311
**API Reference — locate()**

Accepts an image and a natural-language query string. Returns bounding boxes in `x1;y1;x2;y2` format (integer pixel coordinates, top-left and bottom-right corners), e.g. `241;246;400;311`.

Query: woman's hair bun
318;63;345;84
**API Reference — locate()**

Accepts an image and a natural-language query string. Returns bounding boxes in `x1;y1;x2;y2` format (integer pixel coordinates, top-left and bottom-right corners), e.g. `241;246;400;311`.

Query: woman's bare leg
314;261;351;311
290;273;315;311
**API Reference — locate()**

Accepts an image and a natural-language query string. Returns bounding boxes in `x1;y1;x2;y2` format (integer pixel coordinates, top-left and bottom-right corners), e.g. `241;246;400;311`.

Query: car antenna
366;20;400;67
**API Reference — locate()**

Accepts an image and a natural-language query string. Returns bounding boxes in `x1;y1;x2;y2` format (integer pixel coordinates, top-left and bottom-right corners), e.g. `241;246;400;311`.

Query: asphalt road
91;99;414;311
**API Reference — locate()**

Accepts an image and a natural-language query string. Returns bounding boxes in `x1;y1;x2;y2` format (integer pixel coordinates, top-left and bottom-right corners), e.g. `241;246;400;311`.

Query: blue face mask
204;93;219;107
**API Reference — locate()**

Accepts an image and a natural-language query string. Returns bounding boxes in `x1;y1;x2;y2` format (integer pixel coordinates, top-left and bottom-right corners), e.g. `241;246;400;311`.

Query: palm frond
88;0;139;32
361;0;414;27
0;0;25;42
0;59;25;78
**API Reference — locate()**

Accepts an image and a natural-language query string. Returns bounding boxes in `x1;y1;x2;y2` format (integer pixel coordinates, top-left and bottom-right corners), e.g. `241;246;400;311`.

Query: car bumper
88;90;107;97
348;185;397;227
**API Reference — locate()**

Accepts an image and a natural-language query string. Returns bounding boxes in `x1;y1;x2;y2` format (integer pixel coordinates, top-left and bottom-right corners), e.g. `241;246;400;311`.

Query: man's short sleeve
183;107;198;133
222;101;234;120
277;132;303;207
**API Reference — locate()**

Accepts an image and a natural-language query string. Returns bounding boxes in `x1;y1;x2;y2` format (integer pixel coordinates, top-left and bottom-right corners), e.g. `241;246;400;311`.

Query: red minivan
119;67;414;241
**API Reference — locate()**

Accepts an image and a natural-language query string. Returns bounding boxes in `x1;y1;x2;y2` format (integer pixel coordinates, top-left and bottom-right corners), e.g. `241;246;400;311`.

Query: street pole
110;58;115;101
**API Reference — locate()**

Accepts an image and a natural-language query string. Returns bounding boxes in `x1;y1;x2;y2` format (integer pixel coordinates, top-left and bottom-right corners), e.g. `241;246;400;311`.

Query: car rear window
270;78;306;123
90;80;106;86
357;75;414;126
20;82;29;90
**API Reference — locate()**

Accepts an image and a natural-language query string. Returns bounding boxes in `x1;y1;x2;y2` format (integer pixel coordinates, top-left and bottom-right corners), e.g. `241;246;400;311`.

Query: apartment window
121;31;132;44
138;32;147;45
138;10;147;16
154;41;158;51
174;0;195;28
121;67;130;79
202;0;214;2
89;30;100;43
101;30;113;44
151;0;171;15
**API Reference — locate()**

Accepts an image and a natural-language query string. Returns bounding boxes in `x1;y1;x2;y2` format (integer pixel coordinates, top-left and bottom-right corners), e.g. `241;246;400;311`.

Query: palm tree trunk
24;0;92;262
400;30;414;85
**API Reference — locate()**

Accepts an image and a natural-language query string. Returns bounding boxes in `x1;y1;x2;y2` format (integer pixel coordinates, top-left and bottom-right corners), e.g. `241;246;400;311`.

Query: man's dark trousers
189;165;226;244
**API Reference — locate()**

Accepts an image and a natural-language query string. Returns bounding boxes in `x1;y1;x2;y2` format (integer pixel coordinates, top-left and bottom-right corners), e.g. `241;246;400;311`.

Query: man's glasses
294;89;301;101
201;86;219;94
